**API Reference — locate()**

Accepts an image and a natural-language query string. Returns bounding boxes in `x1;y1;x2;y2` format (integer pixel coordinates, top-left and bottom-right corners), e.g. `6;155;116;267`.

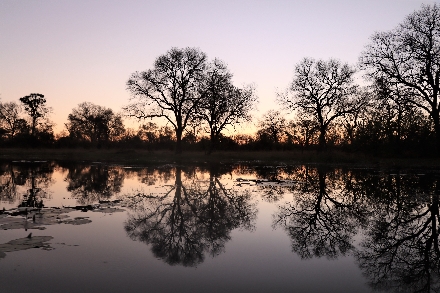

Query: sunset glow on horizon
0;0;435;134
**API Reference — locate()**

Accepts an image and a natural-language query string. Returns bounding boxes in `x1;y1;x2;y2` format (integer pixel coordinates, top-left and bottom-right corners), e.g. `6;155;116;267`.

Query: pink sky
0;0;434;134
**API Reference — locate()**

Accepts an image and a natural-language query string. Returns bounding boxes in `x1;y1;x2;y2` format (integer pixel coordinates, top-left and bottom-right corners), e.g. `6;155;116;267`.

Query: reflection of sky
0;164;371;293
0;0;433;134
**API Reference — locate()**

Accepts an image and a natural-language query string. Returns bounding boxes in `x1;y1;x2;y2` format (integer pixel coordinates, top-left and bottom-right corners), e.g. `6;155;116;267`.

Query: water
0;161;439;293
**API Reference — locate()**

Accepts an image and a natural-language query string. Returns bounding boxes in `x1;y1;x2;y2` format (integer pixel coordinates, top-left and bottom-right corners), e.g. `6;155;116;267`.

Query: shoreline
0;148;438;168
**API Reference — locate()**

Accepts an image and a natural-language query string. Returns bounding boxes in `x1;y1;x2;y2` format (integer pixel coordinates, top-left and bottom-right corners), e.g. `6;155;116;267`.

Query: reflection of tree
258;184;286;203
125;166;174;186
356;174;440;293
63;164;124;204
18;169;44;209
0;163;20;203
273;167;365;259
124;166;256;267
0;162;54;205
190;168;256;253
239;165;304;203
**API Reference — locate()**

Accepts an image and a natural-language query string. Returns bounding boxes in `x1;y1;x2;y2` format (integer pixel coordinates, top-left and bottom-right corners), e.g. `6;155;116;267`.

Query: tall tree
279;58;361;150
198;59;257;153
125;47;207;154
66;102;125;146
19;93;48;136
373;78;432;150
359;4;440;149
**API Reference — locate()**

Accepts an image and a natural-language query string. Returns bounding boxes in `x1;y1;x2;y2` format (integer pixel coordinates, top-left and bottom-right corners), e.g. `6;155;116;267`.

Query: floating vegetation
0;235;54;259
0;200;125;231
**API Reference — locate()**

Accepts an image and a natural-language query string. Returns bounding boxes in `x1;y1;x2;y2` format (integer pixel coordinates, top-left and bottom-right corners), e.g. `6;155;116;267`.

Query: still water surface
0;161;439;293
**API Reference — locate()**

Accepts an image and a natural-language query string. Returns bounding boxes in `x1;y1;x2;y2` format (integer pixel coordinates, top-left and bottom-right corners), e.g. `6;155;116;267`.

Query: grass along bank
1;148;439;167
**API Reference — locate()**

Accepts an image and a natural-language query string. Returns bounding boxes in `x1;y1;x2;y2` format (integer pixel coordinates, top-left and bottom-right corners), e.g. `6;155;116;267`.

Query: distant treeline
0;97;434;156
1;4;439;156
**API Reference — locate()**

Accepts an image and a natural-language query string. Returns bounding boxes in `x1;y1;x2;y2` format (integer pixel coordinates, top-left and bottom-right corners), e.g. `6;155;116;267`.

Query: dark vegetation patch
1;148;439;168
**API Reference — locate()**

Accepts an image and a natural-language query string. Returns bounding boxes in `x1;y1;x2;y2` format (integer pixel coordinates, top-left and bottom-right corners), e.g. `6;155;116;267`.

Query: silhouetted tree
137;122;159;144
256;110;287;149
19;93;49;136
350;80;433;154
198;59;257;153
157;125;175;149
289;117;319;148
66;102;125;146
360;4;440;150
279;58;363;150
0;101;24;140
125;47;207;154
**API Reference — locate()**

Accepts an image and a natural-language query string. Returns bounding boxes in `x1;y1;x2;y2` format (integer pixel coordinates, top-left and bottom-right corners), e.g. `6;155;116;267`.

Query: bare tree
19;93;49;136
279;58;361;150
137;122;159;143
256;110;287;147
198;59;257;153
289;118;319;148
359;4;440;149
0;101;24;139
125;47;207;154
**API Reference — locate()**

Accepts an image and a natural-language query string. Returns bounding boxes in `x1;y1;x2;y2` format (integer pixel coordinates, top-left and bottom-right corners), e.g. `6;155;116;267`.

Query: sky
0;0;437;135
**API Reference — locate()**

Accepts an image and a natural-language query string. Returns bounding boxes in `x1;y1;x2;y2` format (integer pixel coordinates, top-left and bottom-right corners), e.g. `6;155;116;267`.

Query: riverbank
0;148;438;167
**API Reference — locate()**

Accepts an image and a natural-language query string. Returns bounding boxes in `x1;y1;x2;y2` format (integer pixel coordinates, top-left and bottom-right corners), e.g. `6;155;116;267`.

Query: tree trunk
175;128;183;154
207;131;216;155
432;109;440;154
175;166;182;193
31;117;37;136
318;127;326;151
